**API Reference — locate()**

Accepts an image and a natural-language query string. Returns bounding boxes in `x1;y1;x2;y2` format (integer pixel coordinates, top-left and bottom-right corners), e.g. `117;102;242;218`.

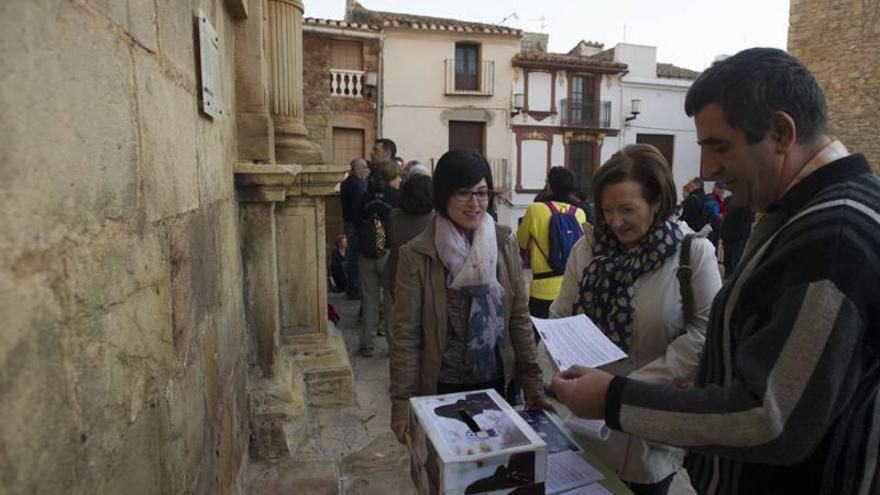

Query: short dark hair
593;144;676;228
684;47;827;144
432;150;494;217
399;174;434;215
376;138;397;158
547;166;577;202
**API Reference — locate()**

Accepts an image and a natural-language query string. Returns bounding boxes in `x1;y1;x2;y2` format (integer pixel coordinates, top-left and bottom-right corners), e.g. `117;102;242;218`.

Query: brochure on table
518;409;607;495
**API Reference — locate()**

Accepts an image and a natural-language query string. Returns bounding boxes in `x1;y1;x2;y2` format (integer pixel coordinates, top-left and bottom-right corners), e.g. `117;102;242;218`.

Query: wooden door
568;141;596;199
636;134;675;168
449;121;484;155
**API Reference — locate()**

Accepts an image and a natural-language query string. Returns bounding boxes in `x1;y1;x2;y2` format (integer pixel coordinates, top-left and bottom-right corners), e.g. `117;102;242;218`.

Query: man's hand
550;366;614;419
391;420;408;444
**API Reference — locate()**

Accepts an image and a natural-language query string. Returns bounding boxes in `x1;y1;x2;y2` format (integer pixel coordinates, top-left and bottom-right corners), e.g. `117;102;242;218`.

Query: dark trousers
344;222;360;294
505;297;553;404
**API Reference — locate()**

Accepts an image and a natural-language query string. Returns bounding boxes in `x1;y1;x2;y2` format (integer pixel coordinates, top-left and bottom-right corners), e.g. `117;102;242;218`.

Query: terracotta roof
303;17;380;32
567;40;605;55
513;49;627;72
656;63;700;80
347;2;522;36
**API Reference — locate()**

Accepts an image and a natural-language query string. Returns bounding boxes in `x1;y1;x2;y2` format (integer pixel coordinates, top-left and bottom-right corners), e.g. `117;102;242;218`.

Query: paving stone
341;433;408;478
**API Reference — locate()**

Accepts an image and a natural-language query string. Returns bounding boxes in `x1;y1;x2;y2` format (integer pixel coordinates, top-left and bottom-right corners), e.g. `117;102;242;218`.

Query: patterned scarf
435;215;506;381
575;220;682;353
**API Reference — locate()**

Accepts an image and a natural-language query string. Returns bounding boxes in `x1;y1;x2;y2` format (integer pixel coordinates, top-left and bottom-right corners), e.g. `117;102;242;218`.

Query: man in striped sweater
552;47;880;494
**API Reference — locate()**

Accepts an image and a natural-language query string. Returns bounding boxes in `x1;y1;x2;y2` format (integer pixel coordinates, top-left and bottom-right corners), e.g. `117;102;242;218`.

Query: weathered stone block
92;0;159;52
168;208;225;360
196;113;235;205
156;0;196;78
0;1;138;255
135;50;200;222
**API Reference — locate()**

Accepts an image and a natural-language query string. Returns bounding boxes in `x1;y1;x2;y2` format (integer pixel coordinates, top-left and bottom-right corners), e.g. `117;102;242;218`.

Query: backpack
536;202;583;277
358;192;392;259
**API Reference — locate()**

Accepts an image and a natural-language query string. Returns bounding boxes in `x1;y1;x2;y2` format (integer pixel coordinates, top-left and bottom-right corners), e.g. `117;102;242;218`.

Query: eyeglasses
453;188;493;203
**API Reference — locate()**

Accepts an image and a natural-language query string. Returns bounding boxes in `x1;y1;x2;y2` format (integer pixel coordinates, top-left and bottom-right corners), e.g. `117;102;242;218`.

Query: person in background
389;150;554;443
551;144;722;495
385;174;435;302
552;47;880;495
516;166;587;318
339;158;369;299
370;138;396;172
678;177;720;242
329;234;348;293
355;160;401;357
568;187;595;226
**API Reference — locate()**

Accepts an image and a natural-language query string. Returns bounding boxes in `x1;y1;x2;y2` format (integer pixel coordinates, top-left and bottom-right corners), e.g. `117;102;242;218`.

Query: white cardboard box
408;389;548;494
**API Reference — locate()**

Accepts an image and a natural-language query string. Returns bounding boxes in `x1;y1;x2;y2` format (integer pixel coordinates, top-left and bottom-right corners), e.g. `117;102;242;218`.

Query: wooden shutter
330;40;363;71
636;134;675;169
332;127;365;167
448;121;484;155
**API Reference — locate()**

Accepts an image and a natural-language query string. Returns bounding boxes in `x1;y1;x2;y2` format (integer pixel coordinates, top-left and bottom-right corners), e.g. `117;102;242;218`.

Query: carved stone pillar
266;0;323;164
235;163;302;377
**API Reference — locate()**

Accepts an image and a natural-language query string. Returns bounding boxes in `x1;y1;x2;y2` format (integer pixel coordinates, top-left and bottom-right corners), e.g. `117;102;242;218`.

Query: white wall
381;28;519;166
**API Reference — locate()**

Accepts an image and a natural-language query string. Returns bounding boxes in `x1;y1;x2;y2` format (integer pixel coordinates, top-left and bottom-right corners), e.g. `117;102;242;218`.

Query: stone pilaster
267;0;323;164
235;163;302;377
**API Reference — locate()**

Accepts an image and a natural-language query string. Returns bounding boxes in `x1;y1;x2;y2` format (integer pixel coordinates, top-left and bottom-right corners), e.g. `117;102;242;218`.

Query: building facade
302;17;382;244
788;0;879;172
1;0;351;492
346;1;521;198
507;44;627;227
598;43;702;196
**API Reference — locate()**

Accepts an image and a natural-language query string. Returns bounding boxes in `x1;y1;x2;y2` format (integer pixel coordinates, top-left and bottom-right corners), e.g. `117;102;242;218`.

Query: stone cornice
288;164;349;197
234;163;303;202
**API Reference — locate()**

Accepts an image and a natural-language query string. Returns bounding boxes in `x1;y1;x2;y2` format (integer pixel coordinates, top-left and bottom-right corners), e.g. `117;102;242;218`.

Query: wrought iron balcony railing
560;98;612;128
444;59;494;96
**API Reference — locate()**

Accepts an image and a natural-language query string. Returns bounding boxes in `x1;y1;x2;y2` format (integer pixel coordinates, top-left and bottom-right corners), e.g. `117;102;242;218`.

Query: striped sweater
605;154;880;494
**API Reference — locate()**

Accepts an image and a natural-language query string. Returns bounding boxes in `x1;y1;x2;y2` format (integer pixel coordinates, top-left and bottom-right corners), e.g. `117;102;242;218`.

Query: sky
304;0;790;72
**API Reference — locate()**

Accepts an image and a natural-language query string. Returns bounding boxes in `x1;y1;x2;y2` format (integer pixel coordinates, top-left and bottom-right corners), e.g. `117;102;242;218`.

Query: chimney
345;0;359;21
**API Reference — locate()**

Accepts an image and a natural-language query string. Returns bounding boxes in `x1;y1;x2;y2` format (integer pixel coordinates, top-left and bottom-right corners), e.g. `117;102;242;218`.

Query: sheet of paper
557;482;614;495
563;416;611;441
545;450;605;494
531;315;627;370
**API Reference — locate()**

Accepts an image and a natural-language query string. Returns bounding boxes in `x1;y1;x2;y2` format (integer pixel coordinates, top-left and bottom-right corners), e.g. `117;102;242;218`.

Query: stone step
248;355;309;460
281;323;355;408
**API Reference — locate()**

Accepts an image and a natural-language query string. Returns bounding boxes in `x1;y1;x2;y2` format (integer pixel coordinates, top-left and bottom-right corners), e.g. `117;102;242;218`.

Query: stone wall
1;1;248;493
788;0;880;171
302;29;379;249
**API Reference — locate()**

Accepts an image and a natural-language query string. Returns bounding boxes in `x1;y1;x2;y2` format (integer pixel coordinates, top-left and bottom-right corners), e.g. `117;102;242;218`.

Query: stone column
266;0;323;164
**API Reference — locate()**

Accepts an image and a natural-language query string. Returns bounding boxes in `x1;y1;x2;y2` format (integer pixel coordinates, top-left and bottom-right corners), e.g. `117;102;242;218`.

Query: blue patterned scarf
576;220;682;353
435;215;506;381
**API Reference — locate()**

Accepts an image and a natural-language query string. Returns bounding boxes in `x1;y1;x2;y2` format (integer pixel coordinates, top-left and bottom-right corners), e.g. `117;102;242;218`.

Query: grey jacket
389;217;544;425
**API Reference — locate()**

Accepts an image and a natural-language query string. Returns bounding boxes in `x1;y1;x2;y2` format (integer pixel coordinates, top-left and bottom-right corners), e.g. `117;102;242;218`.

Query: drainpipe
618;69;629;150
377;36;384;139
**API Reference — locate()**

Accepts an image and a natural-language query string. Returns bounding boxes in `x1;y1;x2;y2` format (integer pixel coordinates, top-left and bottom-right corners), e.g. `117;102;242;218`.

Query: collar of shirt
781;140;849;197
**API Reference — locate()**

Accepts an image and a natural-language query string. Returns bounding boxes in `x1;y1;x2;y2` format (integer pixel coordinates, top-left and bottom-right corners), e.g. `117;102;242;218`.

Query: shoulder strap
677;234;695;324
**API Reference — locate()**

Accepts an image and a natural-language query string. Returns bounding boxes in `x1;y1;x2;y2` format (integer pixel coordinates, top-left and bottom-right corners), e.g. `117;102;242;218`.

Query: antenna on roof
529;15;548;32
498;12;519;25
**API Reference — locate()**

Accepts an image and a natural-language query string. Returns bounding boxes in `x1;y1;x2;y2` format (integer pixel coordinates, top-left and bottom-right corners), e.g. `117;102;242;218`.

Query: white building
599;43;702;200
347;1;521;195
503;40;701;231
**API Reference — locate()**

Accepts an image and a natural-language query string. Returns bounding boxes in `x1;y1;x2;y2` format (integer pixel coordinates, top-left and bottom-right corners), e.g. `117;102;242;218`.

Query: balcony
560;99;612;128
330;69;365;98
444;59;494;96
